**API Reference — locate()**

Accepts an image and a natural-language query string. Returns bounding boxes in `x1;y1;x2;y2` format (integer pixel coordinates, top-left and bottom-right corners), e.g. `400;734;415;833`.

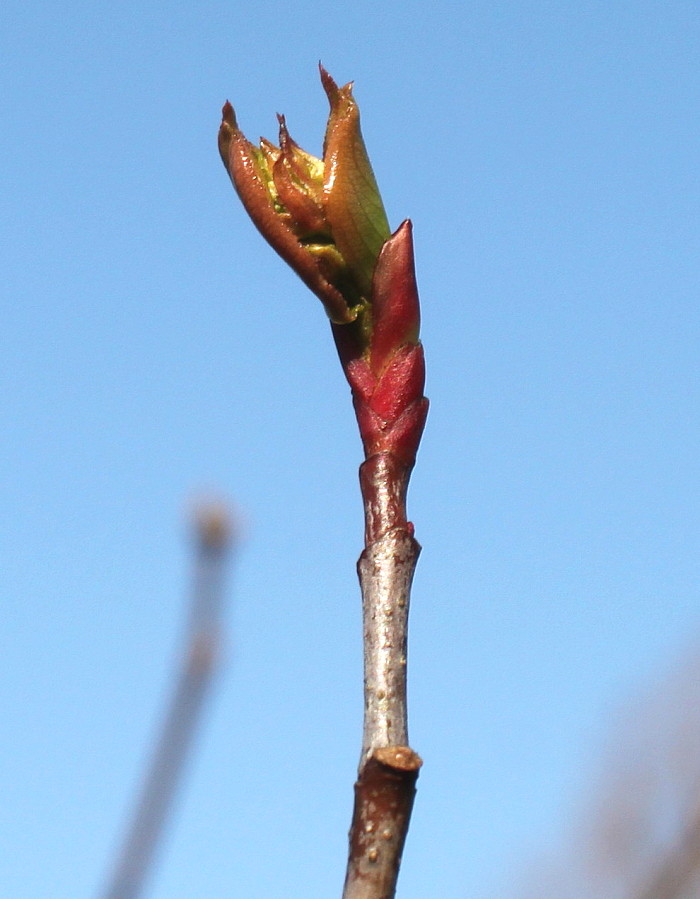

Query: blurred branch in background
518;646;700;899
100;501;235;899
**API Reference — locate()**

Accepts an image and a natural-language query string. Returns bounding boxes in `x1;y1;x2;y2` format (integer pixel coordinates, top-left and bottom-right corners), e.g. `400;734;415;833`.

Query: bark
342;747;422;899
340;516;423;899
358;528;419;759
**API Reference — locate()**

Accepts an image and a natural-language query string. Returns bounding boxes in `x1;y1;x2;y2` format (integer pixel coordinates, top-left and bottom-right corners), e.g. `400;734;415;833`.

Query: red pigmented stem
338;220;428;899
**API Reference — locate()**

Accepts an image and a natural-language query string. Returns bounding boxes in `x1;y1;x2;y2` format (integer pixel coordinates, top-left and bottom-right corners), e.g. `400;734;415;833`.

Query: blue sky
2;1;699;896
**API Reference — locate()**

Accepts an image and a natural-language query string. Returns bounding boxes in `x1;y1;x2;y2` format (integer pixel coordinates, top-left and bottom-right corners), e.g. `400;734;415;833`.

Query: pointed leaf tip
221;101;238;131
218;102;240;170
318;63;337;100
321;70;390;298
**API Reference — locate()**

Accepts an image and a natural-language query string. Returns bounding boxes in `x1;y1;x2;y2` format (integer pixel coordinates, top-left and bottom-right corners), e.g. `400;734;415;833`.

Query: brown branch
100;503;234;899
343;747;422;899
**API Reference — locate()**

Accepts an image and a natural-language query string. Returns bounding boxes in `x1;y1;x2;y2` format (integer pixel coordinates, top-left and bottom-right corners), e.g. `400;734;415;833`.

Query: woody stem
340;447;422;899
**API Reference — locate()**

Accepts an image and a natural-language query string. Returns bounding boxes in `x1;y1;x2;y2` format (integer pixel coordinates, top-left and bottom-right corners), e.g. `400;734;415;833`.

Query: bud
219;66;390;325
369;220;421;375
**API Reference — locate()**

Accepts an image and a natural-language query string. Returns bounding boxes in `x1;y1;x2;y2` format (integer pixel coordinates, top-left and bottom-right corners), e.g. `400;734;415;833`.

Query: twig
218;69;428;899
100;503;234;899
340;415;425;899
337;223;427;899
341;528;422;899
